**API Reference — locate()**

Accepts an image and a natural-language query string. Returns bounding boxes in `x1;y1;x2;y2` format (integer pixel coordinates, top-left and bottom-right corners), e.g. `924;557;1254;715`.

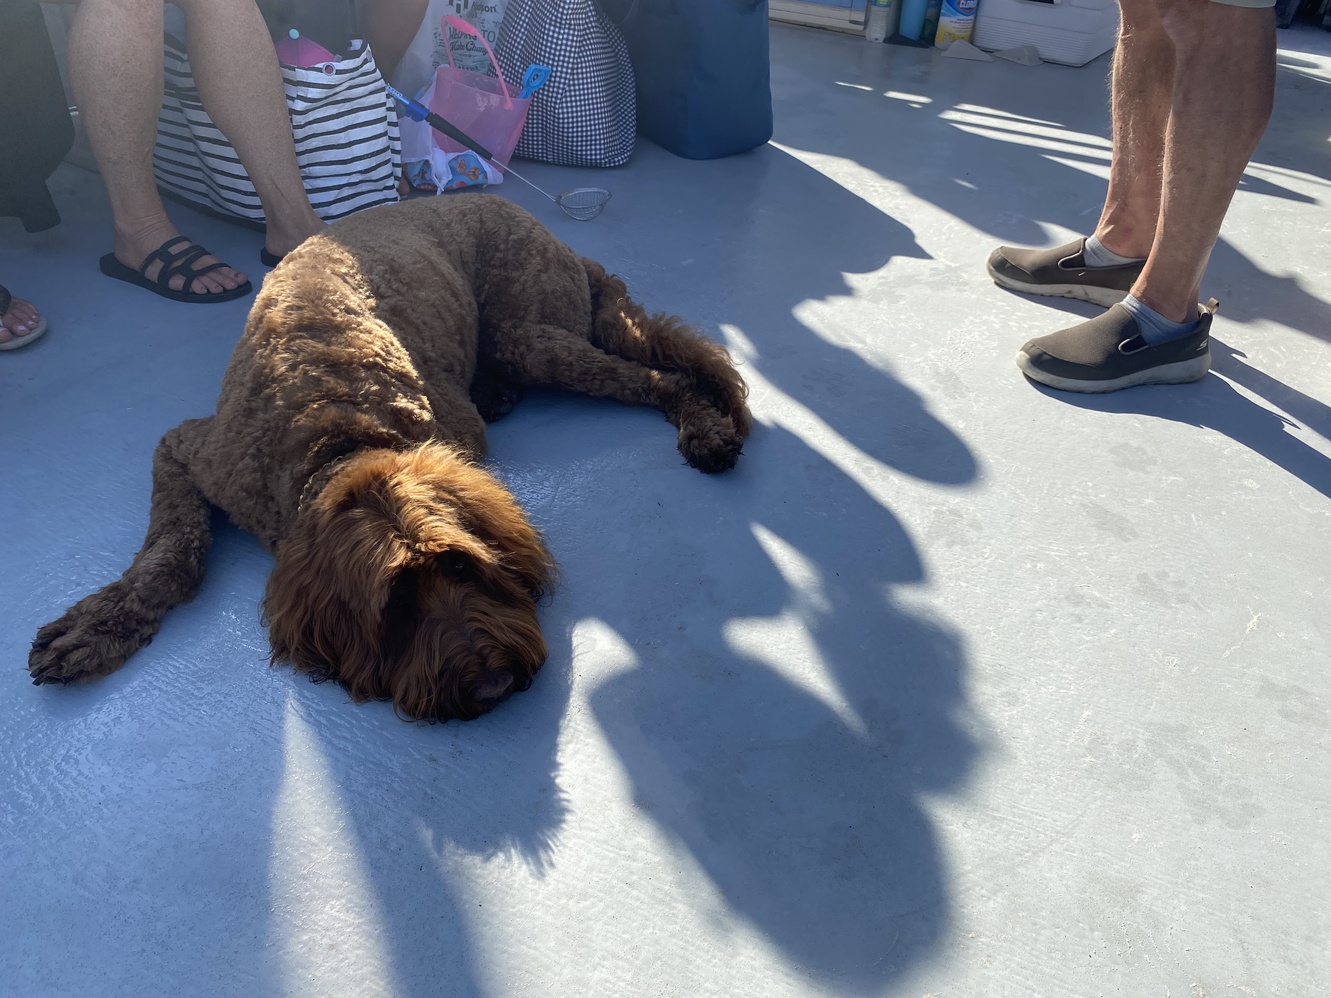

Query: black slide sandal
99;236;253;303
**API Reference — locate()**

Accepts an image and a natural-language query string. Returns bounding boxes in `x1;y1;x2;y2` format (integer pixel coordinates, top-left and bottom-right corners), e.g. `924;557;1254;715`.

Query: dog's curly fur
29;195;751;720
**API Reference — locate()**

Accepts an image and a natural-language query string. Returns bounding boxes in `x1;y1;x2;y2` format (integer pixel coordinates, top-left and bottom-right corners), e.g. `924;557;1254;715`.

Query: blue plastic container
897;0;928;39
601;0;774;160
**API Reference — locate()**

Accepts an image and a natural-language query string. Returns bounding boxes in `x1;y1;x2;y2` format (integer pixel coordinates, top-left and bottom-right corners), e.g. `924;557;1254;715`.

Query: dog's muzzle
470;672;515;704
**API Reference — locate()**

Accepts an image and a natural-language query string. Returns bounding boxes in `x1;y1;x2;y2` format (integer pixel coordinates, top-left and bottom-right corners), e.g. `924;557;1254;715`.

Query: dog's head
263;443;554;721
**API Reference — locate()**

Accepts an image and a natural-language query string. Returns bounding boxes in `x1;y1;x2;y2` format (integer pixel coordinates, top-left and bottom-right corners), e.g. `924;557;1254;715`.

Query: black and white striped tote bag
494;0;635;168
154;34;402;223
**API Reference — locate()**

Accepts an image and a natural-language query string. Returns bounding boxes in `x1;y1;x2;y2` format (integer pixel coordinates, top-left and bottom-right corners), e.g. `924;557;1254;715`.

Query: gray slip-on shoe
1016;299;1217;393
988;238;1144;308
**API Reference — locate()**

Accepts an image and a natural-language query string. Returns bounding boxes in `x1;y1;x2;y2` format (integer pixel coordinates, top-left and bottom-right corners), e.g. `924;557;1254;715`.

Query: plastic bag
391;0;510;95
428;15;530;168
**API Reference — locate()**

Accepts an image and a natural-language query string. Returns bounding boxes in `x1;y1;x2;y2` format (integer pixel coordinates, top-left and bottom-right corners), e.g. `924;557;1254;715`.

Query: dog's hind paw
28;592;155;686
677;415;745;474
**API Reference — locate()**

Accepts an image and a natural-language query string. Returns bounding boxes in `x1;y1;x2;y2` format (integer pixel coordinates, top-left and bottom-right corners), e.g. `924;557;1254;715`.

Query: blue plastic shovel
518;64;552;100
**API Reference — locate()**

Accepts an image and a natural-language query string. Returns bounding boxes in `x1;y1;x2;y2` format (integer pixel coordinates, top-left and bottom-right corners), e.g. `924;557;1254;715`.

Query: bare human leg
1131;0;1276;321
1014;0;1276;392
357;0;430;82
68;0;248;296
173;0;326;258
1092;0;1174;261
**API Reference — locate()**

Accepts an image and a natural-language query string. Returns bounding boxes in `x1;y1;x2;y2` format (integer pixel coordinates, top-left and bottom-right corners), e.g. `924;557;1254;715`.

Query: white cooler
972;0;1119;67
770;0;869;33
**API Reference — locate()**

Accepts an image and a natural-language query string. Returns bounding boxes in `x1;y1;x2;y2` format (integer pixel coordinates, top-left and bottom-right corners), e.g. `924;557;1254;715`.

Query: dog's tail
29;419;216;686
583;258;753;439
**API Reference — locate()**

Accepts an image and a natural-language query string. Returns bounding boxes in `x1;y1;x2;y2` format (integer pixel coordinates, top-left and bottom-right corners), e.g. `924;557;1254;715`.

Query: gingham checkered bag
154;34;401;222
493;0;636;168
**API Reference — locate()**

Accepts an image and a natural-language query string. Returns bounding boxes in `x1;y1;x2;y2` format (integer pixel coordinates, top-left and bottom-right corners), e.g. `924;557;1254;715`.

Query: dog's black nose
470;672;515;704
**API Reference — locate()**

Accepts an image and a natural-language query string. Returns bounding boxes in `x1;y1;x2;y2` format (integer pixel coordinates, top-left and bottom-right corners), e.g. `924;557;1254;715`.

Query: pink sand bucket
428;15;530;168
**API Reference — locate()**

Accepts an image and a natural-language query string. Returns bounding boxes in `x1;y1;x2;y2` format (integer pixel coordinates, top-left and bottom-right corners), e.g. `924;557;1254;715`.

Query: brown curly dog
29;195;751;720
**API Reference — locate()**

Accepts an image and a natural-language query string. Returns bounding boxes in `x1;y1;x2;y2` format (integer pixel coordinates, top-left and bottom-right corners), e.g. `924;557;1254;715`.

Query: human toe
2;296;41;338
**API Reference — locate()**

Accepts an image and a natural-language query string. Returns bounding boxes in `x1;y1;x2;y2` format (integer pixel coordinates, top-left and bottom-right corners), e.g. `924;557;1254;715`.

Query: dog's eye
438;551;469;576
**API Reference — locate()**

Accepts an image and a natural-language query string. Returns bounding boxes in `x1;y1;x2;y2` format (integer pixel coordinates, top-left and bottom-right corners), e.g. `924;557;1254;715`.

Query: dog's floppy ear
450;482;556;599
262;491;409;699
385;443;556;598
487;518;555;600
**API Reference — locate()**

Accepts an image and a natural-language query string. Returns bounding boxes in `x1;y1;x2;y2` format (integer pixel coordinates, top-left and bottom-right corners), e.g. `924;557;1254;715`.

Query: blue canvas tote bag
601;0;773;160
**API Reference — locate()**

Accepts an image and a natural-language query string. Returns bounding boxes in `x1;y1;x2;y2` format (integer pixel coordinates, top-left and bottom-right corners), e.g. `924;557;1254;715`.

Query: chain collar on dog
297;454;352;515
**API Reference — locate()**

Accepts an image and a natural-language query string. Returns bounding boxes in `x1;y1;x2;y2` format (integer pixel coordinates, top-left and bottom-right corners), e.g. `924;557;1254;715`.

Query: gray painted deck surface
2;22;1328;998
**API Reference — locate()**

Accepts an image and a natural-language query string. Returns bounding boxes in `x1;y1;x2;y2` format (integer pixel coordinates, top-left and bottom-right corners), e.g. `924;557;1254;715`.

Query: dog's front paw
28;587;154;686
677;414;745;473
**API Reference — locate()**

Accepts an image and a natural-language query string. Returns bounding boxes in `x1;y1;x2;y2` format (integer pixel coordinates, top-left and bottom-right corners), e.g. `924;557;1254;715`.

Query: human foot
261;212;327;264
102;233;252;304
1015;300;1217;393
113;223;249;296
0;285;49;350
988;238;1145;309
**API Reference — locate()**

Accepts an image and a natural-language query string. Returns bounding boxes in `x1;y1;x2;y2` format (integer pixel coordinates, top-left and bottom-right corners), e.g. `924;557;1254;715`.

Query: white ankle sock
1084;234;1146;269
